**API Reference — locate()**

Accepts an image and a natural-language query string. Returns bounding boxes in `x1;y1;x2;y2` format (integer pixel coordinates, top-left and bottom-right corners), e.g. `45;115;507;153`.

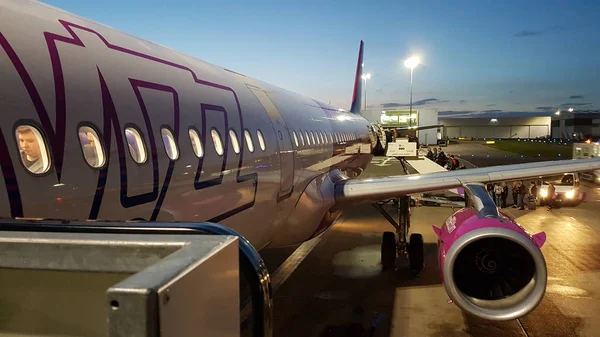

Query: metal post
409;67;413;127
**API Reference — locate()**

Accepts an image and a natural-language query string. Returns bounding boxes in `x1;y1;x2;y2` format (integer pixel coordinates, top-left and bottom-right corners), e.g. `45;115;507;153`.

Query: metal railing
0;220;273;337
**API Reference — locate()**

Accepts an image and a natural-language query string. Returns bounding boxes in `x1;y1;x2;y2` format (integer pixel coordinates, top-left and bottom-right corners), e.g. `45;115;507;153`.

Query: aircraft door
247;86;294;200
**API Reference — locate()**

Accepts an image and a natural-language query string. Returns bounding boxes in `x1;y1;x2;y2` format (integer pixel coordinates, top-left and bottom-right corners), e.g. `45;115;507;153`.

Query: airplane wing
334;158;600;207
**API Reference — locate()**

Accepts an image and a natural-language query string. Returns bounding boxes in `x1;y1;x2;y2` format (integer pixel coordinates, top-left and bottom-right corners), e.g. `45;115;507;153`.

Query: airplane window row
15;123;268;175
290;130;358;147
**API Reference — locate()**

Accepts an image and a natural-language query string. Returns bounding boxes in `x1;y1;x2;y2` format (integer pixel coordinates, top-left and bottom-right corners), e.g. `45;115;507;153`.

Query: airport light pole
361;73;371;111
404;56;420;126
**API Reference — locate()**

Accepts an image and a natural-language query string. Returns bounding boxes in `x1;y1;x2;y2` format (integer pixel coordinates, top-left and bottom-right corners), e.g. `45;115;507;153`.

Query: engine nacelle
433;207;547;321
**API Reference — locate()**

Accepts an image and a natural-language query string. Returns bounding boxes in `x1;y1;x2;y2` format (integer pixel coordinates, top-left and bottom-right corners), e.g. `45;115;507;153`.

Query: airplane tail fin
349;40;364;114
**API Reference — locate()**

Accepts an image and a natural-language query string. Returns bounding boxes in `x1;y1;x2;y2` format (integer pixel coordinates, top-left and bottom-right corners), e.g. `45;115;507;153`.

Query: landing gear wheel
408;233;424;275
409;198;416;207
381;231;396;270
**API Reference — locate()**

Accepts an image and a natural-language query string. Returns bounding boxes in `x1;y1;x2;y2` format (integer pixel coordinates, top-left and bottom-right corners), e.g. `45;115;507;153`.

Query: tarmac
260;142;600;337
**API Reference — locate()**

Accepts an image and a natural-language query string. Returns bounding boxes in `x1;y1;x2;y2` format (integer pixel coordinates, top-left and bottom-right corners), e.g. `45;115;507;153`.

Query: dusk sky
45;0;600;117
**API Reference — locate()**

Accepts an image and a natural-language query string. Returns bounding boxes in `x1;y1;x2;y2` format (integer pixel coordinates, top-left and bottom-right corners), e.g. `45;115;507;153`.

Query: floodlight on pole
361;73;371;111
568;107;574;112
404;56;420;126
555;110;560;115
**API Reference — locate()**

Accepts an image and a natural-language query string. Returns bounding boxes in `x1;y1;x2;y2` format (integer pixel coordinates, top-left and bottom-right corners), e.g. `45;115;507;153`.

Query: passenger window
304;131;311;145
78;126;105;168
292;130;299;147
161;127;179;160
320;131;325;144
257;130;266;151
311;131;317;145
189;128;204;158
125;127;147;164
244;129;254;152
328;132;333;143
211;129;224;156
229;129;240;154
15;124;51;174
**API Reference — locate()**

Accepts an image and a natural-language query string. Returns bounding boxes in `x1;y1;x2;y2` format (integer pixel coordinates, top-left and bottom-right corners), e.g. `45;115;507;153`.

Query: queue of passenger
425;147;465;170
484;179;555;210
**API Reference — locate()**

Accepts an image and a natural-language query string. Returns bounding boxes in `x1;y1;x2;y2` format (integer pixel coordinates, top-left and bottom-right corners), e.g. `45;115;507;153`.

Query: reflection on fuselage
0;1;375;250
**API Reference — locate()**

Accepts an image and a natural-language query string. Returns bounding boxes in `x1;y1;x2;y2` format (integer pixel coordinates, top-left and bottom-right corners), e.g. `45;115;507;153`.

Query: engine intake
442;228;547;321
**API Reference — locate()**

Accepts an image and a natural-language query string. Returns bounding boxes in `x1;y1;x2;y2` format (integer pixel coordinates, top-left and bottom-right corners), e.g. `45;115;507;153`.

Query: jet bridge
0;220;272;337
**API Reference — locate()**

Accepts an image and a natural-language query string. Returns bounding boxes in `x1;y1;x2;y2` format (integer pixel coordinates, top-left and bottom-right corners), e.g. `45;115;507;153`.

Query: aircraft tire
381;231;396;270
408;233;424;275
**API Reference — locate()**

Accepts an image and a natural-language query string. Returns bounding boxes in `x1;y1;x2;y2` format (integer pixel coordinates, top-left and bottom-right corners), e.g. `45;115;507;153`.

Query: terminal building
550;111;600;139
361;109;554;143
438;112;552;139
361;108;441;145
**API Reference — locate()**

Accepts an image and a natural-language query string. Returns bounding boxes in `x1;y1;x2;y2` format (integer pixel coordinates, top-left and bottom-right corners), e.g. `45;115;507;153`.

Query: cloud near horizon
380;98;447;109
560;102;593;107
513;30;543;37
513;26;565;38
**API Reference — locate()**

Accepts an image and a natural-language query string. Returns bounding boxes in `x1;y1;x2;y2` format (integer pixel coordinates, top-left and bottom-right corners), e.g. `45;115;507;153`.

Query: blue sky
45;0;600;117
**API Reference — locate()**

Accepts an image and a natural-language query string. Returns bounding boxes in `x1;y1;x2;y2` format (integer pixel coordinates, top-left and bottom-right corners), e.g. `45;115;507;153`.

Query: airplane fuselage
0;0;373;250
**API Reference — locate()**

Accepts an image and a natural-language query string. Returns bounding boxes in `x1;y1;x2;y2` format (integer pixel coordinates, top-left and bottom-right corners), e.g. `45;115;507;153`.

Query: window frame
292;130;299;148
160;125;179;161
13;120;53;176
76;122;107;170
257;129;266;151
229;128;241;154
244;129;255;153
211;128;225;156
188;126;204;158
123;123;148;165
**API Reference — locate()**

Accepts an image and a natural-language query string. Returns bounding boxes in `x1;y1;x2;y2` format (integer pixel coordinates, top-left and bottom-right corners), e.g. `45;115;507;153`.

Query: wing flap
335;158;600;207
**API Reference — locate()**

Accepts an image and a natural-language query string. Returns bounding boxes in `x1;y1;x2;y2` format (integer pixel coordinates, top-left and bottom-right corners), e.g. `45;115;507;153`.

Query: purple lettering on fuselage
0;20;257;221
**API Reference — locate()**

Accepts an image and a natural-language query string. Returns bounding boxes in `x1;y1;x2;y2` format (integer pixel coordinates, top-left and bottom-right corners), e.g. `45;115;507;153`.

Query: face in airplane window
17;127;41;160
87;132;95;148
16;125;50;174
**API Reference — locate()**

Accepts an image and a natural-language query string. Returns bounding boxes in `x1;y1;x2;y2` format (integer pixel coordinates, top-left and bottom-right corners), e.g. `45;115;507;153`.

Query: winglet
349;40;364;114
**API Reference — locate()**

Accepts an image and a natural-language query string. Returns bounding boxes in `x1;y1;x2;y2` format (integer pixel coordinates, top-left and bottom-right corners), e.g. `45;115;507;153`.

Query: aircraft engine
434;208;547;321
